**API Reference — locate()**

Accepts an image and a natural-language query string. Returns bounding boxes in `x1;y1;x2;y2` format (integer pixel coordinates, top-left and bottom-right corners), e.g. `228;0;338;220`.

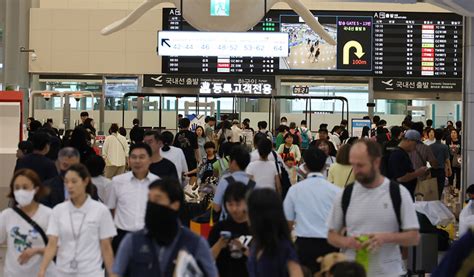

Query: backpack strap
225;176;236;185
342;181;402;231
389;180;402;231
166;227;204;277
247;179;256;190
341;183;355;228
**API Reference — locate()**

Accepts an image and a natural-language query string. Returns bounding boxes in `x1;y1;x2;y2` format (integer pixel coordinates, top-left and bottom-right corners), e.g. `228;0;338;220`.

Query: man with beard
327;140;420;277
112;178;218;277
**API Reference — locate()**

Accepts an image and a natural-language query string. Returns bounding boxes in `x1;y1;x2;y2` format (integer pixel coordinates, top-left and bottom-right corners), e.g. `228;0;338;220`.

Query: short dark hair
229;145;250;170
303;147;327;172
243;118;250;124
434;128;444;141
257;121;268;129
301;120;307;126
204;141;216;149
209;117;216;122
80;111;89;117
289;122;297;129
466;184;474;194
280;116;287;122
129;142;152;157
378;119;387;126
18;141;33;154
456;121;462;129
257;138;272;159
284;133;293;140
278;125;287;133
30;132;51;151
330;261;366;277
133;118;139;125
318;128;328;134
109;123;119;133
319;123;328;130
411;122;424;135
341;119;348;126
353;139;382;160
426;119;433;127
119;127;127;137
390;126;403;139
179;118;190;128
223;182;248;204
144;130;156;138
84;155;106;177
149;178;184;206
29;120;42;132
336;144;352;165
373;115;380;124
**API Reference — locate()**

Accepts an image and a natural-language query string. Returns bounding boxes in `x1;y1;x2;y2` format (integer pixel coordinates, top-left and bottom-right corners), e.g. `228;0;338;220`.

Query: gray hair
58;147;80;159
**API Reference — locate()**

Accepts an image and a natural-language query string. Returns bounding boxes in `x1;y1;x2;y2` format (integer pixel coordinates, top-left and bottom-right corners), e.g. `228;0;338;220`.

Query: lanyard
69;210;86;270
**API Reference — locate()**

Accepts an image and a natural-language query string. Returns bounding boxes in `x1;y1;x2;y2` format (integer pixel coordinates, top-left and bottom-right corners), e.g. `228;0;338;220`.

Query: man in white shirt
230;120;243;144
284;147;341;274
102;123;129;178
107;143;159;253
327;140;420;277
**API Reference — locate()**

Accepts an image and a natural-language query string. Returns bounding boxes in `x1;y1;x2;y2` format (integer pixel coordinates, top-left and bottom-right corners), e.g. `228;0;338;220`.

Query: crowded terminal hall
1;0;474;276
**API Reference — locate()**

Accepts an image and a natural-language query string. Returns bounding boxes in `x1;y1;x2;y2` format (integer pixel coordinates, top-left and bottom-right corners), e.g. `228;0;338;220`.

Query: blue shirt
247;239;298;277
283;172;341;238
113;227;218;277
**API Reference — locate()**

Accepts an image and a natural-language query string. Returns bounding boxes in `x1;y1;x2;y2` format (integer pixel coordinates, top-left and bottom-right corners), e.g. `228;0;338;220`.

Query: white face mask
14;189;36;207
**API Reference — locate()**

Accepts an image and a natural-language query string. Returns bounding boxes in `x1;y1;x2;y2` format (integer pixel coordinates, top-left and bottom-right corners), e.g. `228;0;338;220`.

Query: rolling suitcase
407;233;438;276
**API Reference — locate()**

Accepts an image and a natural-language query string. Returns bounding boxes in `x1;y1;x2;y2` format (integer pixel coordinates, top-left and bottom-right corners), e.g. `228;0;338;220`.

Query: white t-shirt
246;160;278;190
250;150;284;164
327;178;420;277
160;146;189;177
0;205;56;277
47;196;117;276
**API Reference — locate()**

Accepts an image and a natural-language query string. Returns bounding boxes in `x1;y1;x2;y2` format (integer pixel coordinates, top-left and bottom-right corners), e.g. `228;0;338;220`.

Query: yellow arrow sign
343;40;365;65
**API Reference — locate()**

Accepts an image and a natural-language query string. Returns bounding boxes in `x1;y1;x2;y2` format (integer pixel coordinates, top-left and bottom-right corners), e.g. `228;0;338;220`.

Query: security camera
31;53;38;61
43;95;51;101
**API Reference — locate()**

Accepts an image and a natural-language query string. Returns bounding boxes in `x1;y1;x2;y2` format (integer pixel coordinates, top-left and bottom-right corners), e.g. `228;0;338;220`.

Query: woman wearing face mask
38;164;116;277
0;169;56;277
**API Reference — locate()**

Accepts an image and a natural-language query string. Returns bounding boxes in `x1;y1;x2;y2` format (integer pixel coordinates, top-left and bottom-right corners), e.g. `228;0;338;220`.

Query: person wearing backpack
112;178;218;277
327;140;420;277
213;146;253;220
283;147;341;274
298;120;312;152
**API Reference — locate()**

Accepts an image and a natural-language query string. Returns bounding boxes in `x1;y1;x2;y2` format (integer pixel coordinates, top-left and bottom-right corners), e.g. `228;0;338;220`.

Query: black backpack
342;180;402;230
272;151;292;200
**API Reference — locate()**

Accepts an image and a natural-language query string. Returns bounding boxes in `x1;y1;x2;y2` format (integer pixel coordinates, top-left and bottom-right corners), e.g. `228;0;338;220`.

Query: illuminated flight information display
373;12;462;78
162;8;280;74
161;8;463;78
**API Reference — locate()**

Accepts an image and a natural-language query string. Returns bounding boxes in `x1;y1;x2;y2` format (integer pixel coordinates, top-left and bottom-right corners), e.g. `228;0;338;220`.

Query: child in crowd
284;156;298;185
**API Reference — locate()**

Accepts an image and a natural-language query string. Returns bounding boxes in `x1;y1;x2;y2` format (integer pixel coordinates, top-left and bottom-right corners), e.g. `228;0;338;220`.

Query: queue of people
6;113;471;277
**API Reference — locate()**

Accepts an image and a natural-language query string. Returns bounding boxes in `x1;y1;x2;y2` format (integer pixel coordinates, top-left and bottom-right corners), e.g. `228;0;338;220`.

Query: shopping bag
459;201;474;236
414;201;455;226
190;206;215;239
415;176;439;201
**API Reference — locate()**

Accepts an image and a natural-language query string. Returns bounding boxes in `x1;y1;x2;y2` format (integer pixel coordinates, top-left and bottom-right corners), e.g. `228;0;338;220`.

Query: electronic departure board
161;8;463;78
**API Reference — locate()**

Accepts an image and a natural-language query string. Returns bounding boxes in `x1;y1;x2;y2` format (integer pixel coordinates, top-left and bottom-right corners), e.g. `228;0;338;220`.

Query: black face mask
145;201;179;246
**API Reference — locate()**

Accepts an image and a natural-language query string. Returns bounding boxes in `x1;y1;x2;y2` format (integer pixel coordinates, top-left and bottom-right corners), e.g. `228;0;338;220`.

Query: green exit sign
210;0;230;16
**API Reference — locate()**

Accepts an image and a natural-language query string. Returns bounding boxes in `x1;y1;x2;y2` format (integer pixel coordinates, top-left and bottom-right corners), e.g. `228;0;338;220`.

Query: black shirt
130;125;145;144
387;147;416;190
149;158;179;180
208;219;251;277
14;153;58;181
200;156;217;183
173;130;198;170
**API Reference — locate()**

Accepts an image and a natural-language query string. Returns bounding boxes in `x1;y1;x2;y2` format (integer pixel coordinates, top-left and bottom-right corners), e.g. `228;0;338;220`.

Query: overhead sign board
143;74;275;95
157;31;289;57
373;77;462;92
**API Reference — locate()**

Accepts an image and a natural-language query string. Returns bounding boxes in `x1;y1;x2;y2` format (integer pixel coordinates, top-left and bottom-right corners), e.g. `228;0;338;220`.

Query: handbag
414;150;439;201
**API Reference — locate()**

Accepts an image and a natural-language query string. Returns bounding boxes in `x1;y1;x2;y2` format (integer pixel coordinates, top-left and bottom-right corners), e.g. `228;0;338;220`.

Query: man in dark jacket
130;118;145;144
15;132;57;181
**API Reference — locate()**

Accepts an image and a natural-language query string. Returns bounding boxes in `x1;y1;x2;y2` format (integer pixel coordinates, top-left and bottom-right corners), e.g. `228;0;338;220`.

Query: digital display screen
210;0;230;16
161;8;462;78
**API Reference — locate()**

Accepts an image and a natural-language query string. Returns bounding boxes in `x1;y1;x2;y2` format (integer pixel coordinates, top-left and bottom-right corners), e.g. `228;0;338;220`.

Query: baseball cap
404;130;421;141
